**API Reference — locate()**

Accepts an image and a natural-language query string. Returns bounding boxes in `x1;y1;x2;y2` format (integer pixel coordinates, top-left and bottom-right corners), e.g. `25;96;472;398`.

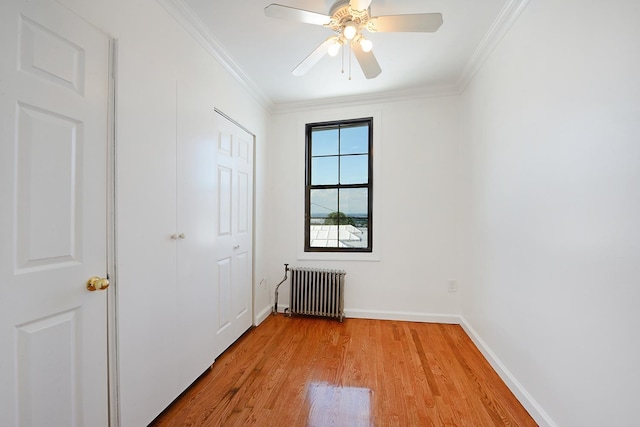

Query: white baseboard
345;308;461;324
272;306;460;324
254;304;273;326
459;316;557;427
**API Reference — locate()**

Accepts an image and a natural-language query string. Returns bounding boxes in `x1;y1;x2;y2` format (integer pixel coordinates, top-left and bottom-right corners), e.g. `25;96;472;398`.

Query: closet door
117;79;220;426
174;80;217;377
214;113;254;359
116;77;179;427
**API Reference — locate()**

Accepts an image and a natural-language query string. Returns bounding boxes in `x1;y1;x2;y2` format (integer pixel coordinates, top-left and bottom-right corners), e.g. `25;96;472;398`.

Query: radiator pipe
273;263;289;315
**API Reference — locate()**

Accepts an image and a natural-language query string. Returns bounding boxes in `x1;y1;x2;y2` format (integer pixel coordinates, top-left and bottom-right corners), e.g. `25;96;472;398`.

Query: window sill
297;251;381;262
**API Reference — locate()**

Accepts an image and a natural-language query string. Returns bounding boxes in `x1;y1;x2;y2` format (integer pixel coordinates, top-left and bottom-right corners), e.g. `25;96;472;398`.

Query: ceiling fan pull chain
349;42;352;80
341;42;345;74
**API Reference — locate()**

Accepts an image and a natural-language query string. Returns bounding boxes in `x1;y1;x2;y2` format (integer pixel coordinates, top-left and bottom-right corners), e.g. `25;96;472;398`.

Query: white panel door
214;113;254;359
0;0;110;426
174;79;219;383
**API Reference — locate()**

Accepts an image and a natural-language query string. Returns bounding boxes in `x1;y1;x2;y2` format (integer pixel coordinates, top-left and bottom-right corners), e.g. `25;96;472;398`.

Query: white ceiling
170;0;527;108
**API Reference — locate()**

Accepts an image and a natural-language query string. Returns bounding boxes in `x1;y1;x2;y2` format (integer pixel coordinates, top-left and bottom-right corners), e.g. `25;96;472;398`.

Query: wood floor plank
150;315;537;426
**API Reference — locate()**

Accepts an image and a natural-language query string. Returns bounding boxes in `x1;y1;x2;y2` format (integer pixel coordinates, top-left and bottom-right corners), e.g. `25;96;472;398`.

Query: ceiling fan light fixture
359;37;373;52
264;0;443;80
343;21;357;40
328;40;342;56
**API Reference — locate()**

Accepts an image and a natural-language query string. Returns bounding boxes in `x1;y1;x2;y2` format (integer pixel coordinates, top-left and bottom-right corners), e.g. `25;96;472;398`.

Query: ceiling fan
264;0;443;79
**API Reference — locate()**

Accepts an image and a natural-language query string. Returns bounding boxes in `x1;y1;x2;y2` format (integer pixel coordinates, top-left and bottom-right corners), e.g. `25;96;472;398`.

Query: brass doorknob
86;276;109;291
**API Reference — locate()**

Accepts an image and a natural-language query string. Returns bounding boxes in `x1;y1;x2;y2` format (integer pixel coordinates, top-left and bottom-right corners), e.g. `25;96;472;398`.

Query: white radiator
289;267;346;322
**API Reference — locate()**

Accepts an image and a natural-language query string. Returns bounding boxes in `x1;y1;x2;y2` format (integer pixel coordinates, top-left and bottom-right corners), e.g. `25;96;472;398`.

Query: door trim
214;108;254;137
107;38;120;427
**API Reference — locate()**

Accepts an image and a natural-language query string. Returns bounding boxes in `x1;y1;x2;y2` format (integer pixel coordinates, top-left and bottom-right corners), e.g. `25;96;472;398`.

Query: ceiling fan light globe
343;22;357;40
328;42;341;56
360;38;373;52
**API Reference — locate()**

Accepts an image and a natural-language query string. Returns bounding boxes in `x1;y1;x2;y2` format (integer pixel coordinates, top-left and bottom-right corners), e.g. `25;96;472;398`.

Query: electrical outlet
448;280;457;292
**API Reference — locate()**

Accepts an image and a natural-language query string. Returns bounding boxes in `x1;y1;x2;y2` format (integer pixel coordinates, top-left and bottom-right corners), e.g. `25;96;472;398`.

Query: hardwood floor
150;315;537;426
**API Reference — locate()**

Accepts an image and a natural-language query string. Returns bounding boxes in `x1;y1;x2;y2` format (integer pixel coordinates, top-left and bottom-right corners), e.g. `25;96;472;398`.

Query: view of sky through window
310;124;369;218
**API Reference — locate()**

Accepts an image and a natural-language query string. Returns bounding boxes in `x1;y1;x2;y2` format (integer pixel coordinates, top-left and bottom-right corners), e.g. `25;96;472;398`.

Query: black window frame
304;117;373;252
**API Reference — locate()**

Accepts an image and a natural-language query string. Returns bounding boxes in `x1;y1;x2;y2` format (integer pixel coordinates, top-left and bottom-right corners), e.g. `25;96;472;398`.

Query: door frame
106;39;120;427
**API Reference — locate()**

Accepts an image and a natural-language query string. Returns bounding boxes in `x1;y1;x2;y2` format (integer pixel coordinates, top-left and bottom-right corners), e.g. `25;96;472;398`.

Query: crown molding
456;0;531;91
272;83;461;115
156;0;274;112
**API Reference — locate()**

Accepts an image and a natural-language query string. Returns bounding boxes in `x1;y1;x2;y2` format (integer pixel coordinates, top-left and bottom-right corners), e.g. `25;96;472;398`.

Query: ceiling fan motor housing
327;0;371;35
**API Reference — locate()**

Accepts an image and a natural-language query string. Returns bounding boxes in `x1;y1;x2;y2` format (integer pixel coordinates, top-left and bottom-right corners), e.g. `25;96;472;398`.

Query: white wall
58;0;270;424
267;97;464;321
460;1;640;426
60;0;270;323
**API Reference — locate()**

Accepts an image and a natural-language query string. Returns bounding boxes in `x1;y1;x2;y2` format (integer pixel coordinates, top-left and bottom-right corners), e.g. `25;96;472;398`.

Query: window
305;118;372;252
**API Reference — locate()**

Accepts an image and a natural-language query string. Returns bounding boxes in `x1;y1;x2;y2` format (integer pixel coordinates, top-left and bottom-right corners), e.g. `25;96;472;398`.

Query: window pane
311;128;339;156
339;188;368;219
338;188;368;248
310;189;339;248
340;154;368;185
311;156;338;185
310;188;337;221
340;125;368;155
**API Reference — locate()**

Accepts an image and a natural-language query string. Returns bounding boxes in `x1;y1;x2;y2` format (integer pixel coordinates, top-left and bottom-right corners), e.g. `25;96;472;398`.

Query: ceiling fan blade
352;43;382;79
264;4;331;26
349;0;372;12
292;37;337;76
368;13;443;33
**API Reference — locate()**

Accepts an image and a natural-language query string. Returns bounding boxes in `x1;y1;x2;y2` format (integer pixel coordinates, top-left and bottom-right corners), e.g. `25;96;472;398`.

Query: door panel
214;113;254;359
218;166;232;236
0;0;110;425
217;256;232;333
16;103;81;269
16;310;80;427
238;171;249;233
235;251;250;319
18;14;85;93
